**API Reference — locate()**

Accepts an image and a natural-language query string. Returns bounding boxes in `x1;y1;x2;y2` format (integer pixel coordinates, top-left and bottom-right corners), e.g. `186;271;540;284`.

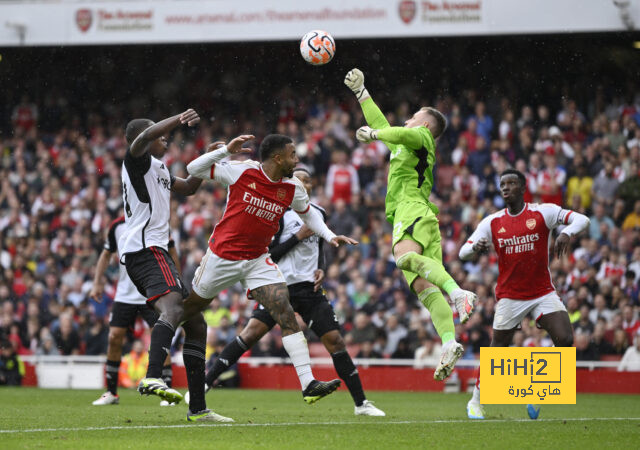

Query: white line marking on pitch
1;417;639;434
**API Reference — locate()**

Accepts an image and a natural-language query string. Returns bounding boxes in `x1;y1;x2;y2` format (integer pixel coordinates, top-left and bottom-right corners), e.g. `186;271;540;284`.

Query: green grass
1;388;639;449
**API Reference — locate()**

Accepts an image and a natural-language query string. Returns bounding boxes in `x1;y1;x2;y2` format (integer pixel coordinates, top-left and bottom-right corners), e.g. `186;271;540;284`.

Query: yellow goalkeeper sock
418;287;455;344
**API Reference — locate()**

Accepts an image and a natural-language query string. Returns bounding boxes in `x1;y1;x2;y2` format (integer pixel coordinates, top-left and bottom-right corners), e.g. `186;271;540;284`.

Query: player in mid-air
459;169;589;419
344;68;477;380
90;216;177;406
179;134;358;416
197;167;385;416
121;109;236;422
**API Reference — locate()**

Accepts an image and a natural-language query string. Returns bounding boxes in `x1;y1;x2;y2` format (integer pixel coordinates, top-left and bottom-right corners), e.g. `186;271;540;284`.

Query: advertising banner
0;0;634;47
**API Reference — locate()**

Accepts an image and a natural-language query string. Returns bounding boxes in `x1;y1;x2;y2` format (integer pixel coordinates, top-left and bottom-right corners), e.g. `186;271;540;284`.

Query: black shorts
109;301;159;328
124;246;189;303
251;281;340;338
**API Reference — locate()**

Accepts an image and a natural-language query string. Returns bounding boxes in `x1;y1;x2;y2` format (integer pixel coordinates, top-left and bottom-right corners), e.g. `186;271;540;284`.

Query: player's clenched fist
344;68;370;101
356;126;379;143
344;68;364;92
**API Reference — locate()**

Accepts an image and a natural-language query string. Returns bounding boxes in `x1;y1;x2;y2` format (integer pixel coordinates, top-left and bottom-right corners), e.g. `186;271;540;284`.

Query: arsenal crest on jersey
76;9;92;33
276;189;286;201
526;218;536;230
398;0;416;24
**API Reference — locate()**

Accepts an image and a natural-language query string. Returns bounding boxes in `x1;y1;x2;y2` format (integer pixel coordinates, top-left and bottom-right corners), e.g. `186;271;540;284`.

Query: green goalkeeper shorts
391;201;442;291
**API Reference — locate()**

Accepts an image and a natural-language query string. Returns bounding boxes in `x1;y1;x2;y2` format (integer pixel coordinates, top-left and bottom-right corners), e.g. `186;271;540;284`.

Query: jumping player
345;68;477;380
199;168;385;416
90;216;176;406
121;109;233;422
460;169;589;419
180;134;358;416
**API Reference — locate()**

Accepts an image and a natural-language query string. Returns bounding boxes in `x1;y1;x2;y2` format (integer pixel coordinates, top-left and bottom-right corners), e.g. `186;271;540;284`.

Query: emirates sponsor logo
242;191;283;221
526;218;537;230
498;233;540;255
497;233;540;249
242;192;284;214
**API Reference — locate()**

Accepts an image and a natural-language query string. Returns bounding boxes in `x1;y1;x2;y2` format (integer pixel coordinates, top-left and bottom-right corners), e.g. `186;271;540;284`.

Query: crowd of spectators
1;58;640;373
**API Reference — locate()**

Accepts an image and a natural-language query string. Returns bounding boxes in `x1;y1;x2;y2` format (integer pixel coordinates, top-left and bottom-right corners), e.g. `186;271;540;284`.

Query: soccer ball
300;30;335;66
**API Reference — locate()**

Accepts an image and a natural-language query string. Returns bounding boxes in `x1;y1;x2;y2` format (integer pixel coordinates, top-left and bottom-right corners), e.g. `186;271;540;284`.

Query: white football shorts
192;248;284;299
493;291;567;330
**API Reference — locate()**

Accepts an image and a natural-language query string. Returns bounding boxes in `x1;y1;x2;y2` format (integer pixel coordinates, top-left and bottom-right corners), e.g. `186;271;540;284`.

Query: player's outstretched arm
172;141;225;195
89;249;112;303
130;109;200;158
295;206;358;248
186;135;254;180
356;125;423;149
344;68;389;130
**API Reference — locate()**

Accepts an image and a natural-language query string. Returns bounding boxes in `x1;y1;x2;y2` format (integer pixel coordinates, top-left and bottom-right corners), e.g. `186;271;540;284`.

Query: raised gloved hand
344;68;370;101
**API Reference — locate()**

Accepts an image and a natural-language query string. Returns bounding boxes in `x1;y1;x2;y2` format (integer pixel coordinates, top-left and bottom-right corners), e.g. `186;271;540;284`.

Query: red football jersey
205;160;310;260
465;203;573;301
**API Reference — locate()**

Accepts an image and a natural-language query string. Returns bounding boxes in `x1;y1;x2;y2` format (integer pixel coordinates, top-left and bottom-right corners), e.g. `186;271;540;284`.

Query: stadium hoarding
0;0;634;47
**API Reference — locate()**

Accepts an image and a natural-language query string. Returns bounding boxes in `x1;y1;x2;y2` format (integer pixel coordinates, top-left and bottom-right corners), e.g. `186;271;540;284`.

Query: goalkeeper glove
356;126;378;143
344;68;370;102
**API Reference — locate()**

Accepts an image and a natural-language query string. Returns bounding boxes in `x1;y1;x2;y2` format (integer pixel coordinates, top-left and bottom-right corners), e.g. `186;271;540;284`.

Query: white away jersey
120;150;175;257
105;217;146;305
273;204;325;285
465;203;573;301
203;160;311;260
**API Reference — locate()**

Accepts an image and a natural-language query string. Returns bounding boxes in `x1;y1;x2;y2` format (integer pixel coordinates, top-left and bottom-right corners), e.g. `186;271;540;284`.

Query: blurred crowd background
1;37;640;381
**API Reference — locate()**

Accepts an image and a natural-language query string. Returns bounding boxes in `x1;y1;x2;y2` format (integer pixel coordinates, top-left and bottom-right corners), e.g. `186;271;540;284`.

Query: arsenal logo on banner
398;0;417;25
76;9;92;33
526;218;536;230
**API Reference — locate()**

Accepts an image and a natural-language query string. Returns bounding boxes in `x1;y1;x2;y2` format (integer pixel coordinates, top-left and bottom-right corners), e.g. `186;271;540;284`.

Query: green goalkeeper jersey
361;98;437;224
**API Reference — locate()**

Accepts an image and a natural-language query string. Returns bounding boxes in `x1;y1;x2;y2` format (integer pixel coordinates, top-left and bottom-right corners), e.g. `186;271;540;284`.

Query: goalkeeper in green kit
344;69;478;380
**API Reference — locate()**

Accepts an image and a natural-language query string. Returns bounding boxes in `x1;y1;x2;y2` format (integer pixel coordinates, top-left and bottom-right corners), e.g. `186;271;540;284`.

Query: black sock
106;359;120;395
205;336;248;388
183;339;207;413
162;364;173;388
332;350;366;407
147;320;175;379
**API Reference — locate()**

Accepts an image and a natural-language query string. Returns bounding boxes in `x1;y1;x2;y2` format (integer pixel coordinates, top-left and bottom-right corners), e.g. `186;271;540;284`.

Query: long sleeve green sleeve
361;98;390;130
377;126;424;150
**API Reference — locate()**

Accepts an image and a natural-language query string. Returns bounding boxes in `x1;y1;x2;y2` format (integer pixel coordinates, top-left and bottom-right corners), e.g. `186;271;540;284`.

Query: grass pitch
0;388;638;449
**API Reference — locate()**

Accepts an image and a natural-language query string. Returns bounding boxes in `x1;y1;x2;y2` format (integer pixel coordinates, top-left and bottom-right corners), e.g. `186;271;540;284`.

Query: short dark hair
125;118;154;145
259;134;293;161
500;169;527;187
423;107;447;138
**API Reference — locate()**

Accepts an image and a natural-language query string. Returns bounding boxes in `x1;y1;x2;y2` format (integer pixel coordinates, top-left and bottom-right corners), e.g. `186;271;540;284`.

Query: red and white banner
0;0;634;46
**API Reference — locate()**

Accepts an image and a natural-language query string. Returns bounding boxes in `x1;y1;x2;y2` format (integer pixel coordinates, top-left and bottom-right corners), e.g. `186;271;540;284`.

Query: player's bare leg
137;292;184;403
395;239;477;324
93;326;126;405
537;311;574;347
251;282;341;404
321;330;385;416
467;327;518;419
